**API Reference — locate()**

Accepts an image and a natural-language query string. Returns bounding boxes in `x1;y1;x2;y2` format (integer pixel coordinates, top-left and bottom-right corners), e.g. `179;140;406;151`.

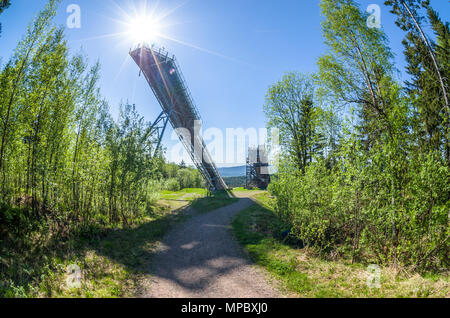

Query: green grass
53;189;239;297
160;188;238;213
232;187;262;192
159;188;207;201
191;190;238;213
0;201;191;298
232;192;449;298
1;188;240;298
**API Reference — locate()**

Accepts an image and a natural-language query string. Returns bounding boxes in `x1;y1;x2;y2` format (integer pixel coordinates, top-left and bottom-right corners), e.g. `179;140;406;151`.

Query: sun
127;15;162;45
83;0;243;83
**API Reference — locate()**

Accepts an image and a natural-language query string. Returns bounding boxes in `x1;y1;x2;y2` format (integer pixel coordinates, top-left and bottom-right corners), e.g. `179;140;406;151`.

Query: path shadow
89;196;263;295
143;198;256;294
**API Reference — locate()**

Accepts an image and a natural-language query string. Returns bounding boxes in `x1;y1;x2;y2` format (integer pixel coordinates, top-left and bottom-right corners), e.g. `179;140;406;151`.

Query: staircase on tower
129;44;227;192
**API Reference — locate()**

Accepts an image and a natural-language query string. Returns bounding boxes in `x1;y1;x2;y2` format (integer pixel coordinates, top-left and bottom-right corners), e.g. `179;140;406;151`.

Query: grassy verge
232;187;262;192
232;192;449;298
1;188;239;298
159;188;207;201
160;188;239;213
1;200;190;298
191;190;239;213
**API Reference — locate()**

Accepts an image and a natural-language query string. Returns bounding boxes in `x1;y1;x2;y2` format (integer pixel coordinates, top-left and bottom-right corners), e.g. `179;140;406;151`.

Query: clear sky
0;0;448;166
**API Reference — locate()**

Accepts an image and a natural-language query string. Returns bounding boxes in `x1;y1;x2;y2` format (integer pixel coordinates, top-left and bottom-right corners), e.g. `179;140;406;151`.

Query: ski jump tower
130;44;227;191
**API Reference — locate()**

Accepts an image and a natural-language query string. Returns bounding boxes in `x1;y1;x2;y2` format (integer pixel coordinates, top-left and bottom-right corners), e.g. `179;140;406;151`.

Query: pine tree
385;0;449;161
0;0;11;37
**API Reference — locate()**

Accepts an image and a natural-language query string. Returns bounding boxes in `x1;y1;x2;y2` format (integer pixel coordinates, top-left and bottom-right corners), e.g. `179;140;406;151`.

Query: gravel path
142;194;281;298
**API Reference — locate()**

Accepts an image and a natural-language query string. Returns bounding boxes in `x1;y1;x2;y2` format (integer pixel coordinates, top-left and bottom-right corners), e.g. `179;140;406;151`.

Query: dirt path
142;193;281;298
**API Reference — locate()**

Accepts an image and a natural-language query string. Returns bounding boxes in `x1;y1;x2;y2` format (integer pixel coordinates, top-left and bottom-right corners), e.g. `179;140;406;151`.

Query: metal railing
130;43;227;191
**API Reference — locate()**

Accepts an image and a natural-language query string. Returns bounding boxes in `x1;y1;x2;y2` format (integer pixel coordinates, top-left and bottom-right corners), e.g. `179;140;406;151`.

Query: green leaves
266;0;449;271
264;72;329;173
0;0;175;231
0;0;11;37
0;0;11;14
388;1;450;160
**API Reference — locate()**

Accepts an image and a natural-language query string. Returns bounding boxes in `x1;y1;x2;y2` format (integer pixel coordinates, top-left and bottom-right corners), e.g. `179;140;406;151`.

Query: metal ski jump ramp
130;44;227;191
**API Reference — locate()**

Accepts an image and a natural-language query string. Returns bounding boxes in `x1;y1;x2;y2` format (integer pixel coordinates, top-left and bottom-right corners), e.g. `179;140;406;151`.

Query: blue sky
0;0;448;166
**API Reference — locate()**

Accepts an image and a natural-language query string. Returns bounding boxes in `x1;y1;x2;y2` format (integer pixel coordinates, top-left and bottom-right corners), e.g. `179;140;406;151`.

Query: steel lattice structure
246;145;270;190
130;44;227;191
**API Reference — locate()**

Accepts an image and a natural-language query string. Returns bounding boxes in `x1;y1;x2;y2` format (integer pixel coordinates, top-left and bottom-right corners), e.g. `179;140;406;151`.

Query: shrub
164;178;181;192
270;148;449;271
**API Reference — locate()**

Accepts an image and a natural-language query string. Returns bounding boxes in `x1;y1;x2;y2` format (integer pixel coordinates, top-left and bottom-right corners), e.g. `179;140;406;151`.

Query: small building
246;145;271;189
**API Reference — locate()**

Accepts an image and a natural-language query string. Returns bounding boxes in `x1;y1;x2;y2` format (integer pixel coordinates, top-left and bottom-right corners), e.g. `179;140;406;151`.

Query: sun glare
128;16;161;44
85;0;243;83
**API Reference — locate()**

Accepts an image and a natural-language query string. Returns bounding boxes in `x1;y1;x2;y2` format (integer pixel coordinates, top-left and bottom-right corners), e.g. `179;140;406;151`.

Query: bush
176;169;203;189
270;147;449;271
164;178;181;192
146;180;163;206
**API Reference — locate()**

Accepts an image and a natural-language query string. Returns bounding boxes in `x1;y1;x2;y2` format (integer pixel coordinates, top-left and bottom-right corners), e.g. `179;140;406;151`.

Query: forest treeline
0;0;203;234
266;0;449;272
